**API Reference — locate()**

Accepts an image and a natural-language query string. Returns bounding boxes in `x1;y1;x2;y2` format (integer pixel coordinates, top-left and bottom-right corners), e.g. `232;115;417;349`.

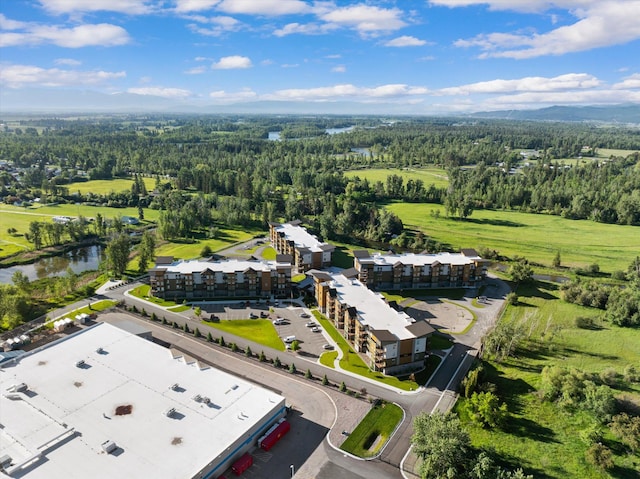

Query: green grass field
344;167;449;189
455;281;640;478
201;319;285;351
260;246;277;260
340;402;404;457
320;350;338;368
386;202;640;273
65;177;157;195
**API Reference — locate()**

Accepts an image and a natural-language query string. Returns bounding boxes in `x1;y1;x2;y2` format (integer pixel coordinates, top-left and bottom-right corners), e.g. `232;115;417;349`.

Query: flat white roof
274;223;332;253
362;252;479;267
159;258;289;274
0;323;285;479
327;273;415;341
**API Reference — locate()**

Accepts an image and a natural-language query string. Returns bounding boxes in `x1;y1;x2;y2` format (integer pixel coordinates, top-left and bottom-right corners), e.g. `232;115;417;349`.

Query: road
40;274;509;478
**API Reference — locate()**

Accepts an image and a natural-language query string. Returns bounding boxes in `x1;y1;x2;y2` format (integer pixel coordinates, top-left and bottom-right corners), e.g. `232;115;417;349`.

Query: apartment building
309;269;434;376
269;220;334;272
353;249;486;290
149;256;292;300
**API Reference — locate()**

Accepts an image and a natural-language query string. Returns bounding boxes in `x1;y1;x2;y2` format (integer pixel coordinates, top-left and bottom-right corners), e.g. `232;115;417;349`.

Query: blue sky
1;0;640;113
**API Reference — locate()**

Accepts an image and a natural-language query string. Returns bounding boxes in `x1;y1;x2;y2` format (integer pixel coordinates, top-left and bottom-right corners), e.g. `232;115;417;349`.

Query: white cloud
0;63;125;88
447;1;640;58
39;0;154;15
216;0;310;16
264;83;429;101
281;63;299;68
211;55;252;69
437;73;601;95
331;65;346;73
174;0;221;13
209;87;257;103
613;73;640;90
0;21;130;48
184;66;207;74
325;54;341;59
273;22;336;37
127;86;192;98
428;1;599;13
319;5;406;36
482;89;640;109
384;35;427;47
0;14;27;30
54;58;82;66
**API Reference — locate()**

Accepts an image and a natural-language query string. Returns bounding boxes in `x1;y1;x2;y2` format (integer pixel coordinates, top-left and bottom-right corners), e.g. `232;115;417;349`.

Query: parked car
260;311;269;318
284;335;296;343
300;312;310;318
273;318;286;325
322;344;334;350
249;313;258;319
311;327;321;333
306;321;316;328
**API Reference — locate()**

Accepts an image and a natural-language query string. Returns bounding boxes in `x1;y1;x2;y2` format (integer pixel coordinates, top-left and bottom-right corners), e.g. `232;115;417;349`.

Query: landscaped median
340;401;404;458
202;319;286;351
312;311;420;392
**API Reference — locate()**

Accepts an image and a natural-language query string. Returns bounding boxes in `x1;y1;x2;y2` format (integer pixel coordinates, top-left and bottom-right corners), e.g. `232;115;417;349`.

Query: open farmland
386;202;640;273
344;167;449;189
65;177;158;195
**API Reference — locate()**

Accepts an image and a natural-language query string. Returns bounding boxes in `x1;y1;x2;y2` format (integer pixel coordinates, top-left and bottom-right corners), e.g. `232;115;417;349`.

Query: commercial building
149;256;292;300
309;269;435;376
0;322;286;479
269;221;334;272
353;249;486;290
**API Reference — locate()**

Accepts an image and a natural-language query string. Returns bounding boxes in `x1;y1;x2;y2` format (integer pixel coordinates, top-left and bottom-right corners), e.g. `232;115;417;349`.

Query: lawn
201;319;285;351
260;246;277;260
65;177;157;195
312;311;419;391
344;167;449;189
386;202;640;273
455;280;640;478
129;284;179;307
429;334;454;350
320;350;338;368
340;401;404;458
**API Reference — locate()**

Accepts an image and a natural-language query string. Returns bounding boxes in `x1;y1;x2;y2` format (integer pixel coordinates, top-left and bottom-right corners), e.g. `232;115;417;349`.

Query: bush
219;336;225;347
289;363;297;374
506;292;519;305
259;351;266;362
162;317;168;325
245;346;252;358
206;332;213;342
305;369;312;379
230;342;238;352
194;327;201;338
599;368;619;387
273;357;281;368
465;391;508;429
575;316;596;329
611;270;626;281
141;308;147;317
623;364;639;383
585;443;614;471
151;312;158;322
322;374;329;386
183;323;189;333
340;381;347;392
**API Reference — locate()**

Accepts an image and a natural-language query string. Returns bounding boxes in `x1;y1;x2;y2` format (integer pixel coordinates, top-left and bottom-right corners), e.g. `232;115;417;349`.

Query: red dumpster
231;453;253;476
259;420;290;451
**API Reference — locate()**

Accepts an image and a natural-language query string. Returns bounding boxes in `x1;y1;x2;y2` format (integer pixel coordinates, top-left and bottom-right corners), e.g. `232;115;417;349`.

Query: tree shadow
463;217;526;228
505;415;558;443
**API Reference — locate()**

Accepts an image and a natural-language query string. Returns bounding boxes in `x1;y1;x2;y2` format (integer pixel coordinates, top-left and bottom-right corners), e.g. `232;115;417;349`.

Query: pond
0;245;105;284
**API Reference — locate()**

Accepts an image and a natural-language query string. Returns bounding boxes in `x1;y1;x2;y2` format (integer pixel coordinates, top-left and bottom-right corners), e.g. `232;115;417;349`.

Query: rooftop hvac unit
76;360;85;368
193;394;202;402
164;407;176;418
101;440;117;454
12;383;28;393
202;397;210;404
0;454;12;469
170;383;180;391
96;347;104;354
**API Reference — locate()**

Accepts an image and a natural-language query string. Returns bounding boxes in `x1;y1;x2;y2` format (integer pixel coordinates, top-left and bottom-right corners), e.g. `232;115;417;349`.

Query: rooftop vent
8;383;28;393
231;384;239;390
96;347;104;354
76;360;85;368
202;397;210;405
165;407;176;418
0;454;12;469
101;440;117;454
170;383;180;391
193;394;202;402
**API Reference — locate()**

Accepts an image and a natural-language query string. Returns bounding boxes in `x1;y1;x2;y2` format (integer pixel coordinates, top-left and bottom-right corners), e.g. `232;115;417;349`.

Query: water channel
268;125;355;141
0;245;104;284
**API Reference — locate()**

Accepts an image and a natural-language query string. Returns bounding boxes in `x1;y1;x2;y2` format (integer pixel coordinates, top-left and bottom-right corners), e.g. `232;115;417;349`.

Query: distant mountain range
1;88;639;122
468;104;640;123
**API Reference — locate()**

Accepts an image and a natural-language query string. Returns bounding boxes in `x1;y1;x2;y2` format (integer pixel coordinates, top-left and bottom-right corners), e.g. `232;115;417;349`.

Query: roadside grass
455;280;640;478
167;305;191;313
45;300;116;328
312;311;419;391
319;350;338;368
65;177;157;195
0;203;162;222
129;284;179;307
260;246;277;260
399;354;442;386
201;319;285;351
340;401;404;458
386;202;640;273
429;334;454;350
344;167;449;189
383;288;467;302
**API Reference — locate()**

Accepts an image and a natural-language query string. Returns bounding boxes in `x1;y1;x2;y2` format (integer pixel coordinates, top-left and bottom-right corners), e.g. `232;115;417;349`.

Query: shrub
132;305;139;313
259;351;266;362
230;342;238;352
623;364;639;383
150;312;158;322
575;316;596;329
340;381;347;392
610;413;640;451
219;336;225;347
322;374;329;386
289;363;297;374
141;308;147;317
172;321;179;329
273;357;281;368
245;346;252;358
506;292;519;305
305;369;312;379
585;443;614;471
194;327;201;338
465;391;508;429
599;368;619;387
206;332;213;342
162;317;168;325
291;340;301;351
611;270;626;281
183;323;189;333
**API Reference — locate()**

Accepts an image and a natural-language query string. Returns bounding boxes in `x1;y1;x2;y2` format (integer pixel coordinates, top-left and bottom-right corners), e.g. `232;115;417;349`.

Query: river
0;245;104;284
268;126;355;141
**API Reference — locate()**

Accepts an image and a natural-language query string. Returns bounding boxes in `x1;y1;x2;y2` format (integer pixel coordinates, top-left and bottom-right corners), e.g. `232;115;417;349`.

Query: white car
311;326;321;333
273;318;286;325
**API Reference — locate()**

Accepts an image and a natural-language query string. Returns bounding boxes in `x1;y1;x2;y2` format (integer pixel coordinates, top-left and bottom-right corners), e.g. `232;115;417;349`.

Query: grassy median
340;401;403;457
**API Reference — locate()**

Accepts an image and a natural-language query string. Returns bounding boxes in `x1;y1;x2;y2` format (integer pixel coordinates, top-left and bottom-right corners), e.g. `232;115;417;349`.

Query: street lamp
290;464;295;478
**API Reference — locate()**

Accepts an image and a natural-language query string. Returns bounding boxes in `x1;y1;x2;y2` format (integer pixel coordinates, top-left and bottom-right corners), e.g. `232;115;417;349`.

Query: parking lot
196;301;333;359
